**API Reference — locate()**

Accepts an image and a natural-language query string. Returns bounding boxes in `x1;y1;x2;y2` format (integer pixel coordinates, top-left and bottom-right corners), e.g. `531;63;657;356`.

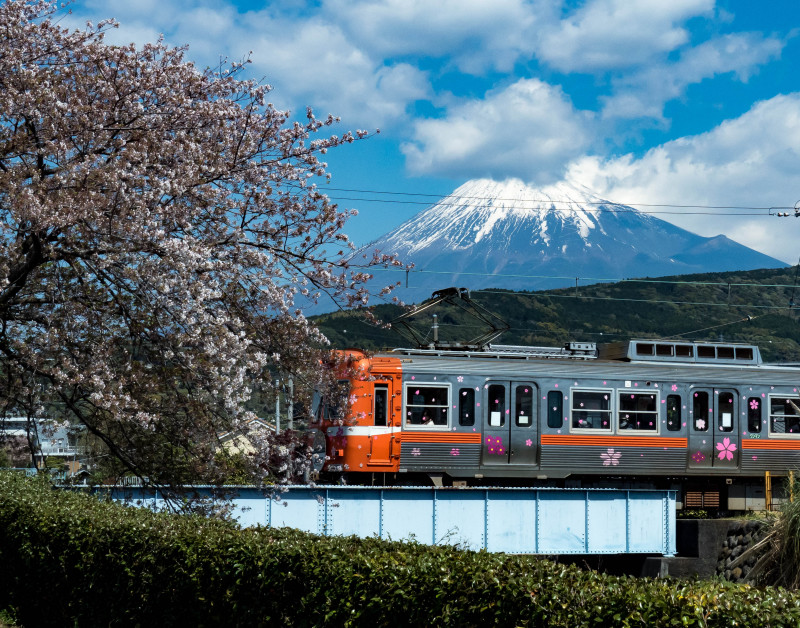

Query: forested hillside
313;267;800;362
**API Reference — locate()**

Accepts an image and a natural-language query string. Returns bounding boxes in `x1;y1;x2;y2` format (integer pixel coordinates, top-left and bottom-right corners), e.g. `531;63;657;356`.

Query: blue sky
66;0;800;263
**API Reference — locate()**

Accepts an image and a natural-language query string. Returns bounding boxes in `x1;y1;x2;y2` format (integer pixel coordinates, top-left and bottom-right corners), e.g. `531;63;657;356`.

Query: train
309;338;800;511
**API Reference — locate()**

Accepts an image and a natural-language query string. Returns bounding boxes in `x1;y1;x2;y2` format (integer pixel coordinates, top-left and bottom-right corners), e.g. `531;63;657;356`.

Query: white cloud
67;0;431;129
536;0;714;72
602;33;785;120
320;0;538;74
566;94;800;262
402;78;593;182
247;20;431;127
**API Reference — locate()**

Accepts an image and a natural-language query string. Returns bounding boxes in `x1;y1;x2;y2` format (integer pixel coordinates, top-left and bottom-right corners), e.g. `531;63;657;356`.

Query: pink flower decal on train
525;439;532;447
716;438;737;461
692;451;705;463
411;448;421;456
696;419;706;429
486;436;505;455
600;449;621;466
457;376;464;382
450;448;460;456
750;399;759;410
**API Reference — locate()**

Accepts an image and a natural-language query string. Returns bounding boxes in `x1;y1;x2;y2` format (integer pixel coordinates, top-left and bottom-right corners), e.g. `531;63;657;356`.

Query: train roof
389;339;763;366
376;339;800;386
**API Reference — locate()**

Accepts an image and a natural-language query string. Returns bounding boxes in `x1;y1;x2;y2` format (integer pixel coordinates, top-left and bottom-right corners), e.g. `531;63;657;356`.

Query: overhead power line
319;185;795;217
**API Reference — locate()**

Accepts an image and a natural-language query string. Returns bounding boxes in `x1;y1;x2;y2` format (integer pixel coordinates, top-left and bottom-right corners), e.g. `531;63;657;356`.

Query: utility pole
287;377;294;430
275;379;281;432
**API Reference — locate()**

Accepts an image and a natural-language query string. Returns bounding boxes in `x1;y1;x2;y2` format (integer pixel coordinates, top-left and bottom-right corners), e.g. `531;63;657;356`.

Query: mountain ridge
313;266;800;363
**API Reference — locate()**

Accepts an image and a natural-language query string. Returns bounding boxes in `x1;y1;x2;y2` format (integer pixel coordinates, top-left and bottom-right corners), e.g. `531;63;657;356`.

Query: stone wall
717;520;766;583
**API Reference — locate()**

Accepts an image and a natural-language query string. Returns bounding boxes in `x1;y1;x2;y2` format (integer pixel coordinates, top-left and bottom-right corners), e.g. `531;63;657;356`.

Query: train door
481;381;538;467
368;382;394;465
688;388;739;470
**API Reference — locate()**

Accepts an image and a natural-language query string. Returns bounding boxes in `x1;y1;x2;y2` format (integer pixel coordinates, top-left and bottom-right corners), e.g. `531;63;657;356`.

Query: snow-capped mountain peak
361;178;785;300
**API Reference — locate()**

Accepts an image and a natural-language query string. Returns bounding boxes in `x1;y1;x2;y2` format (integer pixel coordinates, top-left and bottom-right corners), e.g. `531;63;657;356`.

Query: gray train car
315;339;800;510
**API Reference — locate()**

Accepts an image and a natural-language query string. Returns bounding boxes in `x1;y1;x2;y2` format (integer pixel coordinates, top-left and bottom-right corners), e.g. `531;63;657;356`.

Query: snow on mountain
360;178;786;301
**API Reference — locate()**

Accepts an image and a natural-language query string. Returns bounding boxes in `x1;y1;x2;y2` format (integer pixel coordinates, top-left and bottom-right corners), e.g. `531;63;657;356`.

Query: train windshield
313;380;351;423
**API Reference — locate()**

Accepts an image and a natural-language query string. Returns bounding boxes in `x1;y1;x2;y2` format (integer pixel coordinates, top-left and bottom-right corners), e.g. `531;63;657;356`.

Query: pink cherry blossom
600;448;621;466
0;0;401;492
716;438;737;461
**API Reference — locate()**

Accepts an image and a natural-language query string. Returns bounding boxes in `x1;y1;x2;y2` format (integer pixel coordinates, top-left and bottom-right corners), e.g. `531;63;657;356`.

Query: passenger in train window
571;390;612;430
405;385;449;426
618;392;657;431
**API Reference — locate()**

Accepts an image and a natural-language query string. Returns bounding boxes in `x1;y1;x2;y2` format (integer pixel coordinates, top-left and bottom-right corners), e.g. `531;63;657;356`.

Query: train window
666;394;681;431
515;385;533;427
488;384;506;427
747;397;762;433
405;385;449;427
676;345;694;358
693;391;709;431
635;343;654;356
459;388;475;426
618;392;658;431
571;390;612;431
547;391;563;428
374;385;388;427
312;391;323;424
717;347;735;360
736;347;754;361
717;392;734;432
697;346;715;359
770;396;800;435
656;344;673;357
319;380;350;422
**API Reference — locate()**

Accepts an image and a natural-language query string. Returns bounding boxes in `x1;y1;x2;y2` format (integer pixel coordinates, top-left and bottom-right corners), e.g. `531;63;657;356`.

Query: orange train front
310;340;800;510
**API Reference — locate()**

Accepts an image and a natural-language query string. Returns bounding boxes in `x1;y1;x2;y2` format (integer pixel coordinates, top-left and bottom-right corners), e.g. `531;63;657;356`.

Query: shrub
1;472;800;626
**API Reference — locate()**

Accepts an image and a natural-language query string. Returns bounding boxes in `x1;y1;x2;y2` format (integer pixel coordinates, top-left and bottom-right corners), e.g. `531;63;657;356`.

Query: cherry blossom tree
0;0;398;496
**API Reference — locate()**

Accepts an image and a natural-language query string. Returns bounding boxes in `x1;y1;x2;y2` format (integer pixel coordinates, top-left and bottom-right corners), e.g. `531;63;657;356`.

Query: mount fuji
360;179;786;301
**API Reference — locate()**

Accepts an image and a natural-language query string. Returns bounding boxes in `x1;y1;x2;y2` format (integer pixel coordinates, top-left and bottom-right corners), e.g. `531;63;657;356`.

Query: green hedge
1;473;800;627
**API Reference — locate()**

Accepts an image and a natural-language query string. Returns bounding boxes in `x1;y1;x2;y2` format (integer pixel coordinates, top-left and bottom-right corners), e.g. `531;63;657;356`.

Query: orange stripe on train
541;434;687;448
402;432;482;444
742;439;800;450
